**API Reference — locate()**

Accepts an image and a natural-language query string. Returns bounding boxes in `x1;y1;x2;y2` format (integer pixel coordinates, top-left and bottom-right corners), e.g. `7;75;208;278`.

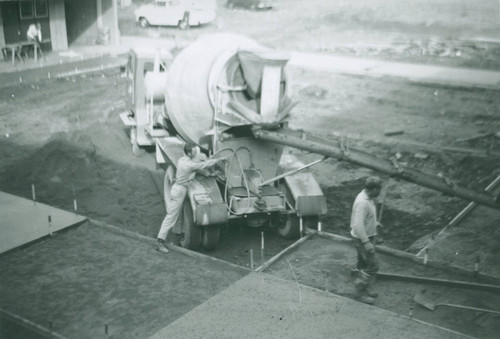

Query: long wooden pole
255;234;312;272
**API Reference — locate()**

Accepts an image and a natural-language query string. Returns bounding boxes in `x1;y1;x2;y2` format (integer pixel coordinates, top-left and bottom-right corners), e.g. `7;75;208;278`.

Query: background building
0;0;119;53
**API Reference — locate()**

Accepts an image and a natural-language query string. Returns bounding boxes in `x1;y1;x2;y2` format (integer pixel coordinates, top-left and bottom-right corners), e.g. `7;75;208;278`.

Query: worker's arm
186;157;223;172
351;201;370;244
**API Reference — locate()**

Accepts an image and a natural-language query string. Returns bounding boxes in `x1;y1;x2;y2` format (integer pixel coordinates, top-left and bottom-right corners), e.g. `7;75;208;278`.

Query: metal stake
474;255;480;277
48;215;53;236
299;216;303;238
31;183;36;205
261;232;265;263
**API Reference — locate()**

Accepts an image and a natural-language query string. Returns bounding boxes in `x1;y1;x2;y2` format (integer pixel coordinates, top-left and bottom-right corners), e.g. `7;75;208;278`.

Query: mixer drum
164;33;290;149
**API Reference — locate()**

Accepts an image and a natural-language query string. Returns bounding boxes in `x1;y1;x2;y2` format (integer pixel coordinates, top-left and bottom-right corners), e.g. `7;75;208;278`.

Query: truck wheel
201;225;220;250
139;17;149;28
275;215;319;239
179;200;202;250
277;214;300;239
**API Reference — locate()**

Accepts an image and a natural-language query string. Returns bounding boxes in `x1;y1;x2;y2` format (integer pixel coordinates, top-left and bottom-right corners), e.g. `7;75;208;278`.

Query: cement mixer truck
121;34;500;251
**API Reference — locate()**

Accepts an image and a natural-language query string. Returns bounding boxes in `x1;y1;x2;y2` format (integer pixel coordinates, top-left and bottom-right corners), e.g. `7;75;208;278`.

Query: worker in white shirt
350;176;383;304
27;23;42;43
156;143;226;253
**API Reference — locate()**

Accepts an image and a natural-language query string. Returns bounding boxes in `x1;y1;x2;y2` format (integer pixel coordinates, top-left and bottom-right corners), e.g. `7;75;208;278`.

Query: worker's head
365;176;382;198
36;22;41;30
184;143;200;158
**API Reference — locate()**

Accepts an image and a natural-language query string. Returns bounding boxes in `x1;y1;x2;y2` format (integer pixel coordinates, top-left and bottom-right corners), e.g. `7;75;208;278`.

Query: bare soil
1;0;500;337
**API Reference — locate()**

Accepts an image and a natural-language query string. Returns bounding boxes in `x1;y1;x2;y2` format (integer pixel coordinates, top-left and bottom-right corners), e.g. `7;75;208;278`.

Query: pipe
253;127;500;211
258;157;326;186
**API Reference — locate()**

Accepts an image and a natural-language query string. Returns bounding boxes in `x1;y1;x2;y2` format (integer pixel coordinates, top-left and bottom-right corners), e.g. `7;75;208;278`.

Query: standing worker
156;143;226;253
350;176;383;304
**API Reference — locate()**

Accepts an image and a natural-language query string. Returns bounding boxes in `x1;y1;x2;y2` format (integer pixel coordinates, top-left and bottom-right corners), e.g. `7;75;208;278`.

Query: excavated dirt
2;0;500;337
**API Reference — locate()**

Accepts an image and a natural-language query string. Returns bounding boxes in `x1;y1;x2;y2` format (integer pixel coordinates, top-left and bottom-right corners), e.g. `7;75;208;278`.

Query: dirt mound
0;131;166;237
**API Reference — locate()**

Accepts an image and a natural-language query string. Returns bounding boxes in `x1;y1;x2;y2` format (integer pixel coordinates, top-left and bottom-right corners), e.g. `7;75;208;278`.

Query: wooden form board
0;191;85;254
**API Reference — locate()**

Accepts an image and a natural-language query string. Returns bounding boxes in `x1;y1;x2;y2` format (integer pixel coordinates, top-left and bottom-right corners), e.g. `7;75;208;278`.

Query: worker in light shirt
350;176;383;304
156;143;226;253
27;23;42;43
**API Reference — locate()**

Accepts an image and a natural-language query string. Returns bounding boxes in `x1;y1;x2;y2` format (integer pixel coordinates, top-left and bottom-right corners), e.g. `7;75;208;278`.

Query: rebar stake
250;249;254;270
261;232;265;263
31;183;36;205
474;255;480;277
48;215;53;236
299;216;303;238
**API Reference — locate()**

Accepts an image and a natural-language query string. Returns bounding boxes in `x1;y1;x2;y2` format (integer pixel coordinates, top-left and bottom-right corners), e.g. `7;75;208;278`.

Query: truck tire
275;215;319;239
179;199;202;250
201;225;220;250
277;214;300;239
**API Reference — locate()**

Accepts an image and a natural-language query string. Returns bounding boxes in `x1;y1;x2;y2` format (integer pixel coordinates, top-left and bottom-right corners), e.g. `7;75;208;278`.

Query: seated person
25;23;43;59
27;23;42;43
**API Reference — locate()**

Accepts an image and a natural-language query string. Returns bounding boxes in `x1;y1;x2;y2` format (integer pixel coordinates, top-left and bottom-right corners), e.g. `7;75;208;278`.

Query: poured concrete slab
150;272;469;339
0;191;85;253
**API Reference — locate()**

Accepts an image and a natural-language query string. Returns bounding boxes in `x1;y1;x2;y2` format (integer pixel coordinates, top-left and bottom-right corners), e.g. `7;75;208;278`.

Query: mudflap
188;177;228;226
278;154;327;217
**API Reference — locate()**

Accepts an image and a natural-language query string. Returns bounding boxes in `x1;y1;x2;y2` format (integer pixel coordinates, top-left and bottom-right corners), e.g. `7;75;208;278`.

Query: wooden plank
255;234;312;272
0;308;68;339
377;272;500;293
90;218;250;273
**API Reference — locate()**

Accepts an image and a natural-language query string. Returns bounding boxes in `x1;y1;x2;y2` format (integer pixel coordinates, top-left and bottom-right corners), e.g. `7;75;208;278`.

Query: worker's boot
353;270;375;305
366;274;378;298
156;238;169;254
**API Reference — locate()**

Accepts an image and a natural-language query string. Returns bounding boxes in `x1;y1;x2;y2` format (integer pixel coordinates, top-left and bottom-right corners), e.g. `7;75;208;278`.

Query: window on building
19;0;34;19
20;0;48;20
35;0;48;18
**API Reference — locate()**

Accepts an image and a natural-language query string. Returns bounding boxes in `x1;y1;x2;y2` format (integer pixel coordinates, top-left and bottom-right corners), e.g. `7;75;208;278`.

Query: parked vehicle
226;0;272;10
134;0;216;28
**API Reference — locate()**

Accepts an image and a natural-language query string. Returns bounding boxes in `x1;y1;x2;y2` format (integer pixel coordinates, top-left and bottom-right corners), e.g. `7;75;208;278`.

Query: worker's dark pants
355;236;379;276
